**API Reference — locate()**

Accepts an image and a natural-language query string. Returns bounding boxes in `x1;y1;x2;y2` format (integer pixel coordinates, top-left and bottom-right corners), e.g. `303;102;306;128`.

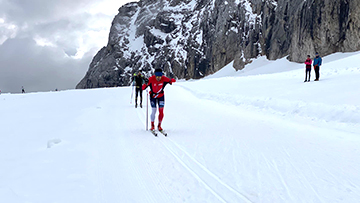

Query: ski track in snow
166;82;360;202
281;146;324;202
135;105;252;202
80;94;170;203
135;83;360;202
161;138;253;203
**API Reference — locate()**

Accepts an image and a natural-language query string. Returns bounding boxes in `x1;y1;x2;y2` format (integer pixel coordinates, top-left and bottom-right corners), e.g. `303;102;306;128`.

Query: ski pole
130;84;134;104
146;90;149;131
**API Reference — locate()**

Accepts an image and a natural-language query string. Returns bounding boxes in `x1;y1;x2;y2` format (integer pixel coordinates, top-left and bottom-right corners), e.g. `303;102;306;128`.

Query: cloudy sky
0;0;136;93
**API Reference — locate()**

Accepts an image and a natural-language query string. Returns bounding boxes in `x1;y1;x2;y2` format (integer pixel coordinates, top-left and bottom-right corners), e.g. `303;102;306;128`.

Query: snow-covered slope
1;52;360;202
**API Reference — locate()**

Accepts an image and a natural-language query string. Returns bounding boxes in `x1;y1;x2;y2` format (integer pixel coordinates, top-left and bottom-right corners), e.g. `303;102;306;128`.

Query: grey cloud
1;0;96;24
0;0;112;54
0;37;91;93
0;0;135;93
10;10;109;46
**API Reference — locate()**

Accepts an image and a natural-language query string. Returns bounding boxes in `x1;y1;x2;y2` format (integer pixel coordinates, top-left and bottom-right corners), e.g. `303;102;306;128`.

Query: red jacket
305;58;312;68
142;76;176;98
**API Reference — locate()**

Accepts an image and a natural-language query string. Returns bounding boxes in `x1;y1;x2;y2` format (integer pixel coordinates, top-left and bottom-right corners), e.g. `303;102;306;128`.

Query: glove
170;78;176;84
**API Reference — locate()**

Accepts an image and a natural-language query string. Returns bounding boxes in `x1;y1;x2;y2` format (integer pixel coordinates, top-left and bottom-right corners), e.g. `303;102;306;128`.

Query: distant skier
22;86;25;93
132;71;146;108
304;55;312;82
313;52;322;81
142;68;176;131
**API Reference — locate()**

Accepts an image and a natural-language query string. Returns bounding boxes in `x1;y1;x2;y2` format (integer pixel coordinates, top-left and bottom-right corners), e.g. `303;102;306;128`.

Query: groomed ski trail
159;137;253;203
73;84;360;202
135;99;252;202
163;84;360;202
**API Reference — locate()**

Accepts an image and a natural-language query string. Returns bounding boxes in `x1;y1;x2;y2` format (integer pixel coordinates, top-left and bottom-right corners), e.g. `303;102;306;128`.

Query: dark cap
154;68;163;76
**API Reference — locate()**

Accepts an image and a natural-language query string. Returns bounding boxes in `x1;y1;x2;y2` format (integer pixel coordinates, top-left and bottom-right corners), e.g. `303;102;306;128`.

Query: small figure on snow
313;52;322;81
304;55;312;82
132;71;146;108
22;86;25;93
142;68;176;131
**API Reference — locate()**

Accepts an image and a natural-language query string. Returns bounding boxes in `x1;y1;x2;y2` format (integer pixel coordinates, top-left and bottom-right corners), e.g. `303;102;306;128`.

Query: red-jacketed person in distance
142;68;176;131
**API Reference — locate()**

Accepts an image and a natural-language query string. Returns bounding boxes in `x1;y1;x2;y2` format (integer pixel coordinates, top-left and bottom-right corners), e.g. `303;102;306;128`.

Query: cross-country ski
159;130;167;137
150;129;157;137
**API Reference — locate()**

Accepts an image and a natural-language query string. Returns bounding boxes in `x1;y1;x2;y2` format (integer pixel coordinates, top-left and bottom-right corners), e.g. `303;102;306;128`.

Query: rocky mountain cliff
76;0;360;89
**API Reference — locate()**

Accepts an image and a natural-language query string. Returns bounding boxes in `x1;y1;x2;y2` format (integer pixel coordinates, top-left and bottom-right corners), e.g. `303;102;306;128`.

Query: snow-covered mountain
2;52;360;202
77;0;360;89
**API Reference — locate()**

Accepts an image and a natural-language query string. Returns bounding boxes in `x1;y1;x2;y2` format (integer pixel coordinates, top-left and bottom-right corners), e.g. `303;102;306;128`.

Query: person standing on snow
142;68;176;131
22;86;25;93
313;52;322;81
132;71;146;108
304;55;312;82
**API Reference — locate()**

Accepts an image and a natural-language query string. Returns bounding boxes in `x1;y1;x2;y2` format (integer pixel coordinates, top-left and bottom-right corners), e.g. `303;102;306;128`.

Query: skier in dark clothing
313;52;322;81
132;71;146;108
304;55;312;82
22;86;25;93
142;68;176;131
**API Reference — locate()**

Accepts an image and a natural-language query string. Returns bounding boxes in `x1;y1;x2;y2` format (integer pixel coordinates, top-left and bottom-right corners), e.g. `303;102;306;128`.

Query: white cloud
34;36;56;47
0;0;138;93
0;19;18;44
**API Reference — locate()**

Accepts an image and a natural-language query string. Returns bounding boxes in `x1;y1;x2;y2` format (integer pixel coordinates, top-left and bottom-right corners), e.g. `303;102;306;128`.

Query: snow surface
1;52;360;202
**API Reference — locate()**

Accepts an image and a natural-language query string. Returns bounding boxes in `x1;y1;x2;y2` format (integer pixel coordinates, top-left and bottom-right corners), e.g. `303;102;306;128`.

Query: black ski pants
314;65;320;80
305;68;311;81
135;87;143;104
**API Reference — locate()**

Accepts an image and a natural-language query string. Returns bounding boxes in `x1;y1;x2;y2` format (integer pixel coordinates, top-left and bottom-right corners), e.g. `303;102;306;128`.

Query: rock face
76;0;360;89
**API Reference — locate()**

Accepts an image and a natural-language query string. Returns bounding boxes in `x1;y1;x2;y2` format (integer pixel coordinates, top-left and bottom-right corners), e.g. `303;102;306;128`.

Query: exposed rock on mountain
77;0;360;89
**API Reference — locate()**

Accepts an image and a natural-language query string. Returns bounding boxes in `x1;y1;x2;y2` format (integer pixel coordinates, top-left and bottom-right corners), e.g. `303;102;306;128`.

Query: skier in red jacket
142;68;176;131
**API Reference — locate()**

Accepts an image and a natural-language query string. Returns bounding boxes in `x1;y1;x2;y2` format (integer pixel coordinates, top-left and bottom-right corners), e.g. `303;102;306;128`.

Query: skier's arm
166;76;176;84
169;78;176;84
142;80;149;90
163;77;176;87
143;76;148;85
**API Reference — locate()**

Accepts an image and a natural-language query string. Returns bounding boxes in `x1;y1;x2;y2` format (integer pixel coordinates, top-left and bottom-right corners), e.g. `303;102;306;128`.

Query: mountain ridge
76;0;360;89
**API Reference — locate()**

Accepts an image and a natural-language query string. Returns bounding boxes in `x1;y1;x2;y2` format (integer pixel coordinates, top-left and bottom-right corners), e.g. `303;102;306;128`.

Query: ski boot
150;122;155;131
158;124;163;132
158;124;167;136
